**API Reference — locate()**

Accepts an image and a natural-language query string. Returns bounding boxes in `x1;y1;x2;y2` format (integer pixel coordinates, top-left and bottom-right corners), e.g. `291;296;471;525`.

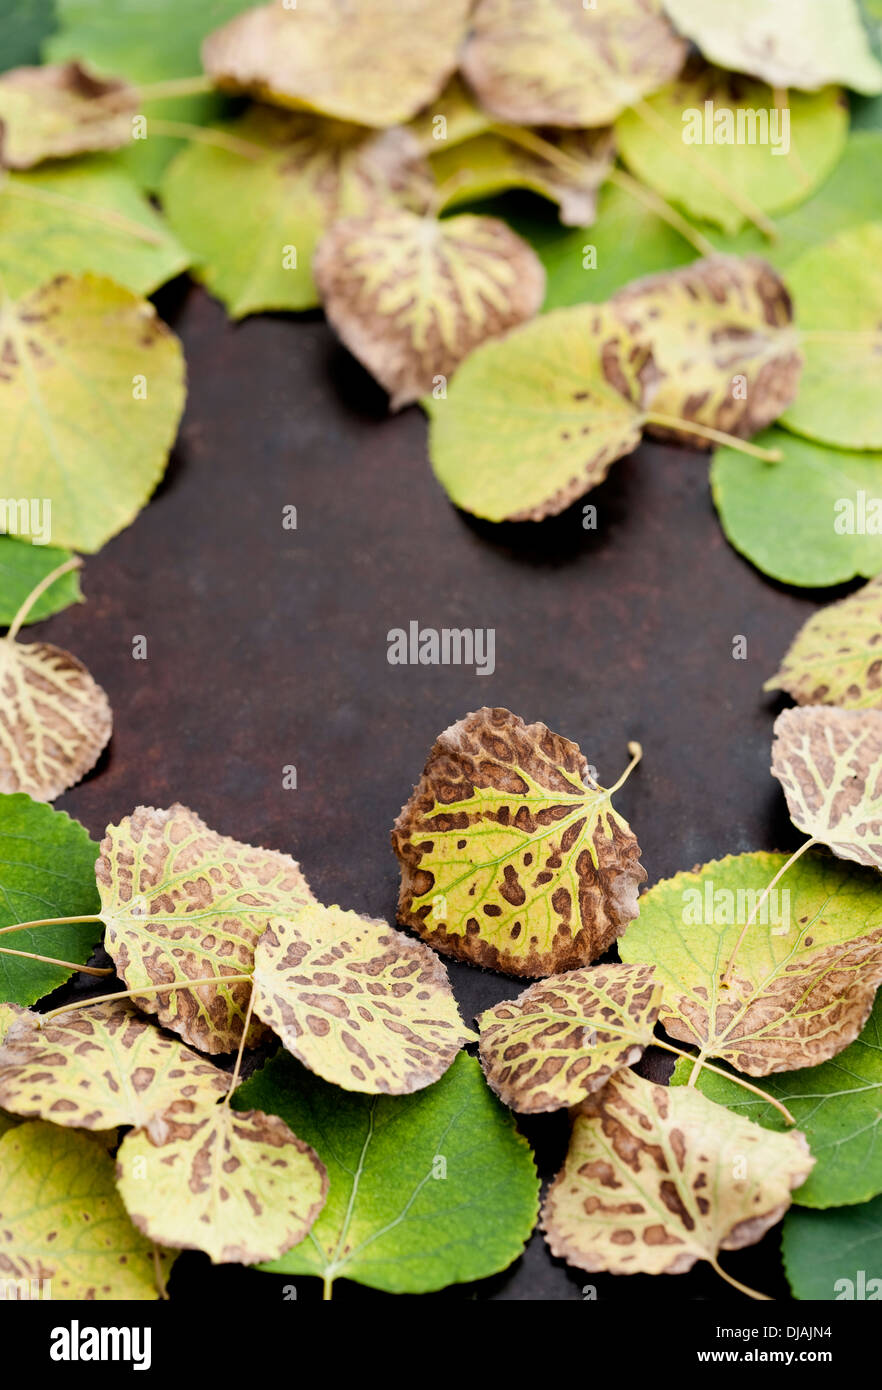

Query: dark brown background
44;274;833;1302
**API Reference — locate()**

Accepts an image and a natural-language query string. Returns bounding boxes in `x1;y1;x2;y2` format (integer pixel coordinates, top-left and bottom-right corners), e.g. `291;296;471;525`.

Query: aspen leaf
542;1068;813;1279
461;0;687;127
314;209;545;410
619;851;882;1075
0;539;82;627
408;77;491;154
0;1003;27;1138
783;1197;882;1299
253;903;475;1095
392;707;645;978
202;0;472;127
477;962;662;1113
97;803;314;1054
771;706;882;868
116;1098;327;1265
765;575;882;709
0;1001;229;1130
0;61;136;168
0;1119;173;1298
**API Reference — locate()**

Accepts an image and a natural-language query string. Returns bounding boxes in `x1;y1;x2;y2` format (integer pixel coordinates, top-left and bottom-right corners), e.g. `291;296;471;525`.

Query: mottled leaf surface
0;61;136;168
240;1051;540;1295
0;540;82;627
783;1197;882;1299
772;706;882;867
477;962;661;1112
393;707;645;977
253;903;475;1094
766;575;882;709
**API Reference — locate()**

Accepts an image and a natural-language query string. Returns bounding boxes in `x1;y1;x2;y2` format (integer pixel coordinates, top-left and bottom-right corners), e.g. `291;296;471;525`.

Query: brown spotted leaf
542;1068;813;1278
254;904;475;1094
0;62;136;169
461;0;687;127
202;0;472;128
116;1099;328;1264
0;1001;229;1130
771;706;882;867
392;707;646;978
0;635;112;802
765;576;882;709
97;804;314;1055
477;962;662;1113
607;255;803;444
314;209;545;409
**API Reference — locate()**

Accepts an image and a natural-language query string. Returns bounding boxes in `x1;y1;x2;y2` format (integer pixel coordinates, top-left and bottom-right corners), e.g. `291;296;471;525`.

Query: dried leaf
765;575;882;709
461;0;687;127
97;803;314;1054
0;1119;173;1298
202;0;472;127
116;1099;327;1264
542;1068;813;1278
619;850;882;1074
0;1001;229;1129
608;255;802;443
477;962;661;1112
314;209;545;410
254;903;475;1094
392;707;645;977
0;61;136;168
771;706;882;867
0;539;82;627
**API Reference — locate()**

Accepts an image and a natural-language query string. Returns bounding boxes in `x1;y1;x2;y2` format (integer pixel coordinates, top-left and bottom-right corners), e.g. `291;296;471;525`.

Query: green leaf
0;539;82;626
160;106;433;317
781;223;882;450
0;1119;173;1298
618;850;882;1074
0;273;186;553
765;574;882;708
671;991;882;1208
711;427;882;587
616;63;848;235
0;793;101;1006
237;1050;540;1296
663;0;882;93
0;0;56;72
783;1197;882;1299
0;157;190;298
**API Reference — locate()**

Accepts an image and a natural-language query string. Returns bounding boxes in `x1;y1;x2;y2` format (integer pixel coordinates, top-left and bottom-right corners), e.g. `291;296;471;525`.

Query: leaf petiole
0;945;113;976
720;838;818;987
4;556;82;642
38;973;254;1025
2;181;165;245
657;1040;796;1125
643;412;782;461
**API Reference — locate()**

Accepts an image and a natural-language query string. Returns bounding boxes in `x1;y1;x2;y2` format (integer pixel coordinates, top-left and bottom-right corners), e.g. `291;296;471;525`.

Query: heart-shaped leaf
97;803;314;1054
542;1068;813;1282
0;539;81;626
619;851;882;1074
0;1001;229;1129
0;61;136;168
392;707;645;977
116;1099;327;1265
783;1197;882;1300
253;903;476;1094
461;0;687;127
314;209;545;410
765;575;882;709
477;962;662;1112
202;0;472;127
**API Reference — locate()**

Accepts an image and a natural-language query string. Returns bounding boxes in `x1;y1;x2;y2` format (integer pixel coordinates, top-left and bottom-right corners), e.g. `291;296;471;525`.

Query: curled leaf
97;803;314;1054
542;1068;813;1279
461;0;687;127
477;962;662;1112
116;1099;327;1265
392;707;645;977
314;209;545;409
202;0;472;127
0;61;136;168
253;903;476;1094
765;575;882;709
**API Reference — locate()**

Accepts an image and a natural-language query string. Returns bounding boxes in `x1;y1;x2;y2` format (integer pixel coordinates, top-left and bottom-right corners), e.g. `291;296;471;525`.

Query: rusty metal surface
45;283;835;1300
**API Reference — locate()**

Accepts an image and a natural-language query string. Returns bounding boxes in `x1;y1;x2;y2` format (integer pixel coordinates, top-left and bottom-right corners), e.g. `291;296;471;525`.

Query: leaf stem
3;181;165;245
322;1274;334;1301
710;1258;771;1300
720;838;817;988
0;945;113;976
5;556;82;641
656;1039;795;1125
38;974;253;1025
224;982;256;1104
606;166;716;257
643;412;782;460
132;76;216;102
152;1245;169;1301
606;740;643;795
0;913;103;937
142;119;264;159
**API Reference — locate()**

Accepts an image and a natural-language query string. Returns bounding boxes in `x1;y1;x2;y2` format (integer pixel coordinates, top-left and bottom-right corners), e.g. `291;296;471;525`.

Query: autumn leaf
541;1068;813;1289
408;76;491;154
0;1119;173;1298
314;210;545;410
619;850;882;1074
765;575;882;709
97;803;313;1054
460;0;687;127
783;1197;882;1300
392;707;645;977
116;1098;327;1265
239;1050;539;1296
0;61;136;168
0;539;82;626
161;105;433;316
0;1001;229;1130
202;0;472;127
477;962;661;1112
253;903;475;1094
